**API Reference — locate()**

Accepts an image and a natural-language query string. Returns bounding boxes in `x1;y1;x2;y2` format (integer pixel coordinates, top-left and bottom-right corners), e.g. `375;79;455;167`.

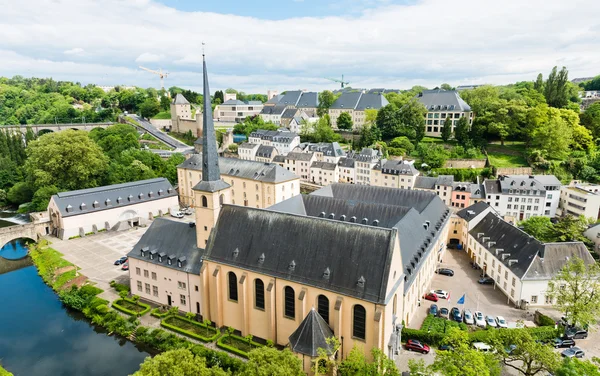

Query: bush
420;315;467;334
190;344;244;373
151;307;171;318
535;312;556;327
79;285;103;297
111;298;151;316
161;316;220;342
401;328;446;346
216;334;264;358
109;280;130;293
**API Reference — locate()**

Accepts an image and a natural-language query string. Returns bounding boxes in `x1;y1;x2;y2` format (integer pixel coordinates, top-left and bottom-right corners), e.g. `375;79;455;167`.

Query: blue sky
156;0;412;19
1;0;599;93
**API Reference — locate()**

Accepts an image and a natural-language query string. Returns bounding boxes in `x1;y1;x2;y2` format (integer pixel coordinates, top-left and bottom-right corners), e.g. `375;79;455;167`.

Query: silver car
463;309;474;325
474;311;486;328
485;315;497;328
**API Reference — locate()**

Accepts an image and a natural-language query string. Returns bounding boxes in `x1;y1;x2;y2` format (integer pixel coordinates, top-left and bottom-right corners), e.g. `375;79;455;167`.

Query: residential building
288;112;315;133
558;185;600;220
414;175;455;206
282;152;316;181
295;91;319;117
177;155;299;209
452;203;595;308
259;105;287;125
238;142;259;161
371;160;419;189
260;91;319;124
281;108;300;128
329;92;388;130
584;223;600;253
415;89;473;138
354;148;382;185
310;161;339;185
255;145;278;163
337;157;355;183
47;178;178;240
295;142;346;164
249;129;300;155
213;98;263;123
484;175;561;220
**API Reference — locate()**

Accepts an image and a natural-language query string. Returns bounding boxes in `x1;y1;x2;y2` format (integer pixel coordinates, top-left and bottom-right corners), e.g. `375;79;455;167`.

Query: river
0;214;150;376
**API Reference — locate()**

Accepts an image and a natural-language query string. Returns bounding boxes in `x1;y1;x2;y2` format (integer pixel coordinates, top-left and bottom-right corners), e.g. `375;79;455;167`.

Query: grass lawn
167;132;195;146
220;335;262;353
152;111;171;120
487;152;529;168
421;136;451;144
118;300;147;313
165;316;218;338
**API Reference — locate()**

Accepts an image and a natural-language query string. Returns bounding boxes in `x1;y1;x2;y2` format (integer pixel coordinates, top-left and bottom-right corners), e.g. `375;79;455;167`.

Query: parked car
463;309;474;325
478;277;494;285
436;268;454;277
485;315;497;328
121;262;129;271
496;316;508;328
405;339;430;354
553;338;576;348
182;207;193;215
429;304;438;316
171;211;184;219
439;344;454;351
474;311;486;328
561;346;585;358
472;342;494;352
565;328;588;339
438;307;449;319
114;256;128;265
430;289;449;300
450;307;462;322
424;292;439;302
505;344;517;354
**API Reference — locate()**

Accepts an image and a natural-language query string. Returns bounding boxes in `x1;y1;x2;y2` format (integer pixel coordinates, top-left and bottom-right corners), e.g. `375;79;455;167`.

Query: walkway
127;115;193;152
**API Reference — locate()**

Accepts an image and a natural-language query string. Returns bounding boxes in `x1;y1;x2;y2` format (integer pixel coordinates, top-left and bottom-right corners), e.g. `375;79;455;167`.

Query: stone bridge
0;222;50;249
1;122;113;135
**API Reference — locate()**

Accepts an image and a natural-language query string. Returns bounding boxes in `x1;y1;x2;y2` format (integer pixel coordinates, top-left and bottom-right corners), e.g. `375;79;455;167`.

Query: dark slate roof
172;93;189;105
523;243;595;280
278;91;303;106
265;94;283;105
273;155;285;163
330;92;362;109
414;176;437;189
470;184;486;199
281;108;298;119
260;105;287;115
338;157;355;168
127;218;203;274
289;309;335;357
436;175;455;186
206;205;397;304
179;154;297;183
380;160;419;176
238;142;259;150
256;145;276;158
484;179;501;194
285;152;315;162
469;212;544;279
222;99;249;105
415;89;472;112
310;161;337;171
52;178;177;217
356;93;389;110
304;142;346;158
498;175;546;193
456;201;490;221
297;92;319;108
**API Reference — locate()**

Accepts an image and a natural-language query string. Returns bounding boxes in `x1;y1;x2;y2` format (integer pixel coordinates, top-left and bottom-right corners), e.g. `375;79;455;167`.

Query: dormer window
148;191;153;198
105;198;111;206
357;276;366;288
92;200;99;208
138;193;144;199
80;203;87;210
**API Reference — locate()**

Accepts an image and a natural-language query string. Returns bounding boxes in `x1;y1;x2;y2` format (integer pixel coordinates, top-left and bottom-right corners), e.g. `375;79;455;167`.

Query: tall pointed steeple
193;54;230;193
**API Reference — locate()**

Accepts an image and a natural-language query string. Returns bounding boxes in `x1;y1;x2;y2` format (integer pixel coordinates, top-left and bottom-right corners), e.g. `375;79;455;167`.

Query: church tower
193;55;231;248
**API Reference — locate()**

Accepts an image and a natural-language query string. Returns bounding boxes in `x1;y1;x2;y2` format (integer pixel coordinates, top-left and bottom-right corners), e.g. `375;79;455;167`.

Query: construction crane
139;66;169;90
325;75;350;88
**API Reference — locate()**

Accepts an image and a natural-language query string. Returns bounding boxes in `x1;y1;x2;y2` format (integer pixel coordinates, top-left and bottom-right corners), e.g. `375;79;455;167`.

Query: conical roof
288;308;335;357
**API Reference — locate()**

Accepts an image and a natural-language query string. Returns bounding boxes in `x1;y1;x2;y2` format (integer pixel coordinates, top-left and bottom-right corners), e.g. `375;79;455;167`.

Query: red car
121;262;129;271
405;339;431;354
424;292;439;302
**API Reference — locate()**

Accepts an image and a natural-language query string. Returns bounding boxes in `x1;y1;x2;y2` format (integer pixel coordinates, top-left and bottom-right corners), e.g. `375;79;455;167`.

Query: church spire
201;54;221;183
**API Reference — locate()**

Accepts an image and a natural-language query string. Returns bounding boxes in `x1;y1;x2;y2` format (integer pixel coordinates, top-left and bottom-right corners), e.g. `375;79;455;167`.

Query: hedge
161;316;220;342
421;315;467;334
535;312;556;327
217;334;264;358
151;308;171;318
111;298;151;316
109;280;130;293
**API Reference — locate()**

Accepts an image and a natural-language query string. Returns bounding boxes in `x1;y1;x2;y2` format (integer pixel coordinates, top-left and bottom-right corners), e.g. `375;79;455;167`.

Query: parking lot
410;247;534;329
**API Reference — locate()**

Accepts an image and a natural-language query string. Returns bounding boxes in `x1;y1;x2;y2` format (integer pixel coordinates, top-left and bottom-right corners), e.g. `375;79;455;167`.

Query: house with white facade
238;142;260;161
310;161;339;186
282;152;316;181
259;105;287;125
558;183;600;221
484;175;561;220
371;160;419;190
416;89;473;138
452;202;595;308
213;98;263;123
329;92;388;130
248;129;300;156
295;142;346;164
337;157;355;183
353;148;381;185
413;175;455;206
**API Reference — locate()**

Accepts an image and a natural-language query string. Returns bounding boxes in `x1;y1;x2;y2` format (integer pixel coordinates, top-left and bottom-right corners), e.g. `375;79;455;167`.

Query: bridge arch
38;129;54;136
0;237;35;260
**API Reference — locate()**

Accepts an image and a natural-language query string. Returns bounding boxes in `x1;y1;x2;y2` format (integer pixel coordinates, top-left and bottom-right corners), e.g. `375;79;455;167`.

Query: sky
1;0;599;94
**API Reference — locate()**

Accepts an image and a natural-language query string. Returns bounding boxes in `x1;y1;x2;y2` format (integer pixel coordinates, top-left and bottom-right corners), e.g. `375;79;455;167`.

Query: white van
472;342;493;352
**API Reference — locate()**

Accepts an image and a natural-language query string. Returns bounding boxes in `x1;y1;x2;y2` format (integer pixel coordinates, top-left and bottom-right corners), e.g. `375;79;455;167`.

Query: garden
217;330;265;358
112;296;151;316
161;315;220;343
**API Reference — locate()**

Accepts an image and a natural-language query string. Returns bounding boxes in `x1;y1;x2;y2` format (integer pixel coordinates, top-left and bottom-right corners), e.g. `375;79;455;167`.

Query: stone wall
444;159;487;169
150;119;172;129
496;167;533;176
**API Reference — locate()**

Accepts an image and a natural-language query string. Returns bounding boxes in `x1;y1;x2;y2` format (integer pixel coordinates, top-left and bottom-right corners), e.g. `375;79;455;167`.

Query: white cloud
63;47;85;56
135;52;165;63
1;0;599;93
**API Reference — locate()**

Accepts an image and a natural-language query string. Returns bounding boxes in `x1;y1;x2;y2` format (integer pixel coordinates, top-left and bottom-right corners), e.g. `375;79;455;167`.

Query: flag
457;294;465;305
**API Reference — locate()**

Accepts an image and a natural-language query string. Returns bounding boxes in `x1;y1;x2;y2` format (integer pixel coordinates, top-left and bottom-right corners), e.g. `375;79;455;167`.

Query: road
127;114;194;152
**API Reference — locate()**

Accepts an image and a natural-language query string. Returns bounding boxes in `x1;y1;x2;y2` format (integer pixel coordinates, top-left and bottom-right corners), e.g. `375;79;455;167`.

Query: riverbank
0;365;14;376
28;240;246;375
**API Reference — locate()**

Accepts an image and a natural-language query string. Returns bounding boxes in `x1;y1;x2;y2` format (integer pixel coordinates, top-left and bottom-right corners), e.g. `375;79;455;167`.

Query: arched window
201;195;208;208
219;194;224;205
284;286;295;319
353;305;366;340
317;295;330;325
228;272;238;302
255;279;265;310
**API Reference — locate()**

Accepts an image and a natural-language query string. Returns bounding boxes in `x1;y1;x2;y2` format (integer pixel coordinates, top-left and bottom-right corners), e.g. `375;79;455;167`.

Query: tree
547;256;600;328
440;83;453;91
430;328;501;376
534;73;544;93
388;136;414;156
134;348;227;376
213;90;224;104
357;123;382;149
7;182;33;205
554;357;600;376
317;90;336;117
581;103;600;138
376;104;401;140
398;98;427;143
544;66;570;108
337;346;400;376
30;185;58;211
417;143;449;169
241;347;304;376
441;116;453;141
25;130;109;191
139;97;161;119
519;216;554;242
337;112;353;130
454;116;470;145
313;116;340;143
530;115;572;160
490;328;561;376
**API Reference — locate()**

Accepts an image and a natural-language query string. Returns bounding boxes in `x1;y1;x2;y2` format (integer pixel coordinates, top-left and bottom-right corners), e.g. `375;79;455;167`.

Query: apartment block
415;89;473;138
329;92;388;130
213;98;263;123
559;185;600;220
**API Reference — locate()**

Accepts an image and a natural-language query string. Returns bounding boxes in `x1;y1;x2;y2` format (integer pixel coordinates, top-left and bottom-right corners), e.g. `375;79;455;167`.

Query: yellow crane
139;66;169;90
